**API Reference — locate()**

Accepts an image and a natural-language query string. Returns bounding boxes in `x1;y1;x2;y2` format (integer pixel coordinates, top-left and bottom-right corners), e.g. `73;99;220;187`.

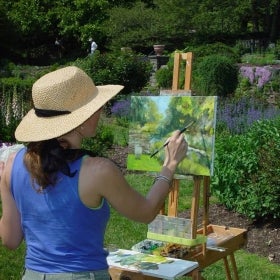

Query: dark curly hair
24;139;95;192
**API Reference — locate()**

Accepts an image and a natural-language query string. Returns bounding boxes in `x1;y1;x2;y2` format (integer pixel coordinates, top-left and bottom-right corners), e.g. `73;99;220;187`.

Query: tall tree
3;0;114;62
106;0;194;52
190;0;280;42
0;0;18;59
152;0;194;46
105;2;155;51
4;0;55;62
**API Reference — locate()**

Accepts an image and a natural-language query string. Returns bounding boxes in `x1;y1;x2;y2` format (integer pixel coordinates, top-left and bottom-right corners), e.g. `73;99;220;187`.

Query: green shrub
115;53;152;95
155;65;173;89
274;40;280;60
185;43;240;65
270;71;280;93
233;40;251;57
195;54;238;96
82;123;114;157
212;118;280;219
241;53;277;65
74;51;152;95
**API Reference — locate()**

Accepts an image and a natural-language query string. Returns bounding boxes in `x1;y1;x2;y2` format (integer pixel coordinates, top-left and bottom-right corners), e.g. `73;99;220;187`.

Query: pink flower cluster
240;66;271;88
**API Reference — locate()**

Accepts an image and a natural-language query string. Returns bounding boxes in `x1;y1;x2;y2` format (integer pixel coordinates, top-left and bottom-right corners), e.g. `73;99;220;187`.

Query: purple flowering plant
110;91;154;120
111;99;131;118
110;99;131;128
217;96;280;134
240;66;271;88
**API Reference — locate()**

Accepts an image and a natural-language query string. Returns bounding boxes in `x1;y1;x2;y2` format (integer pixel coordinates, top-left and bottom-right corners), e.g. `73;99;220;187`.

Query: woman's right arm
80;130;188;224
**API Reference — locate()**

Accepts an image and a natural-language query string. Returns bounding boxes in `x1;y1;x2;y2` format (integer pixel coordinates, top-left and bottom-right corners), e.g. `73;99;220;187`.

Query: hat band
34;107;71;117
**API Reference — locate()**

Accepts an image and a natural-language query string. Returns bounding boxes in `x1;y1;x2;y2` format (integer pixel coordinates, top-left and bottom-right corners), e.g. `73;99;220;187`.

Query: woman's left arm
0;156;23;249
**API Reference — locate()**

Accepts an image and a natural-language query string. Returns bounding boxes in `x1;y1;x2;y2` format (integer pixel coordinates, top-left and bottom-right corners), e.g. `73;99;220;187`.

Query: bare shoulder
80;156;124;188
82;156;120;175
79;156;125;207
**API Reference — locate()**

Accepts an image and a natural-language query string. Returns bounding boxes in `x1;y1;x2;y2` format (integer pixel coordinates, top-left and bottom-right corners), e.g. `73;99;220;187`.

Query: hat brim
15;85;123;142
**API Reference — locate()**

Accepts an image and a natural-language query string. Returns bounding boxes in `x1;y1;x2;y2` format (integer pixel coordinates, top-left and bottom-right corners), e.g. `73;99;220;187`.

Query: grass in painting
127;152;211;176
127;154;161;171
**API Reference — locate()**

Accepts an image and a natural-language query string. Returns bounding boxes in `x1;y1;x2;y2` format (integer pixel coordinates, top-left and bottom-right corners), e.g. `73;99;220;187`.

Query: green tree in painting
130;97;150;127
149;96;216;176
130;97;161;128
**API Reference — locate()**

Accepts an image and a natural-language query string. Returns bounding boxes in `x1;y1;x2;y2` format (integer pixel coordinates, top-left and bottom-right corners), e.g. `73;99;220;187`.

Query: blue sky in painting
149;96;170;115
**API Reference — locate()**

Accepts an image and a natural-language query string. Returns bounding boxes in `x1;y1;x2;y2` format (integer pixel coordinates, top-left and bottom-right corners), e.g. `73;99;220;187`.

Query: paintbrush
150;121;194;158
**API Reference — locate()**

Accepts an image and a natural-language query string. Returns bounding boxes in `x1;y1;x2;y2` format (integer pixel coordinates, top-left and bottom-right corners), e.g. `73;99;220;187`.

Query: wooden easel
172;52;193;91
159;52;246;280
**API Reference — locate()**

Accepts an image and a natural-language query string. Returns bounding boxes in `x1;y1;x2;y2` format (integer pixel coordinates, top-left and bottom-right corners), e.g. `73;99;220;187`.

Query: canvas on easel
127;95;217;176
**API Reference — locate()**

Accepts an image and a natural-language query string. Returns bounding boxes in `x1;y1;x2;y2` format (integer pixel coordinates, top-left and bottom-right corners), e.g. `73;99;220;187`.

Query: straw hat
15;66;123;142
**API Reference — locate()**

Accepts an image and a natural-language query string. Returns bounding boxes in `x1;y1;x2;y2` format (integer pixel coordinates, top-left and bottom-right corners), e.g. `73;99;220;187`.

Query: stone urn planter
153;44;165;56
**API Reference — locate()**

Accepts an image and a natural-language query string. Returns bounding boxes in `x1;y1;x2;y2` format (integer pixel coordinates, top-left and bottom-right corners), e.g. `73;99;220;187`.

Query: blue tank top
11;148;110;273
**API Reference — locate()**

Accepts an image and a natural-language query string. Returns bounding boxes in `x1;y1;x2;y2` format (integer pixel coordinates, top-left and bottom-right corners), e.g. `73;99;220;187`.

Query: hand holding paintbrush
150;121;194;158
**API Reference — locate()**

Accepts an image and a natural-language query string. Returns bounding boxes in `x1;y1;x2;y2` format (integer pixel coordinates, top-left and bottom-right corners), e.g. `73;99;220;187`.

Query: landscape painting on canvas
127;95;217;176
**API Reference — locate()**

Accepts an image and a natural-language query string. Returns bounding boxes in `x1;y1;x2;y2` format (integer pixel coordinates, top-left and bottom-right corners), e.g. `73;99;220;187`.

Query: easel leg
159;200;165;215
191;176;202;238
223;257;232;280
202;176;210;255
190;268;202;280
229;253;239;280
167;179;179;217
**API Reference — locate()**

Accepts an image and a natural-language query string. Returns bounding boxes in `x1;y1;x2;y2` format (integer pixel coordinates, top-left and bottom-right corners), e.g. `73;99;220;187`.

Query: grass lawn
105;174;280;280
